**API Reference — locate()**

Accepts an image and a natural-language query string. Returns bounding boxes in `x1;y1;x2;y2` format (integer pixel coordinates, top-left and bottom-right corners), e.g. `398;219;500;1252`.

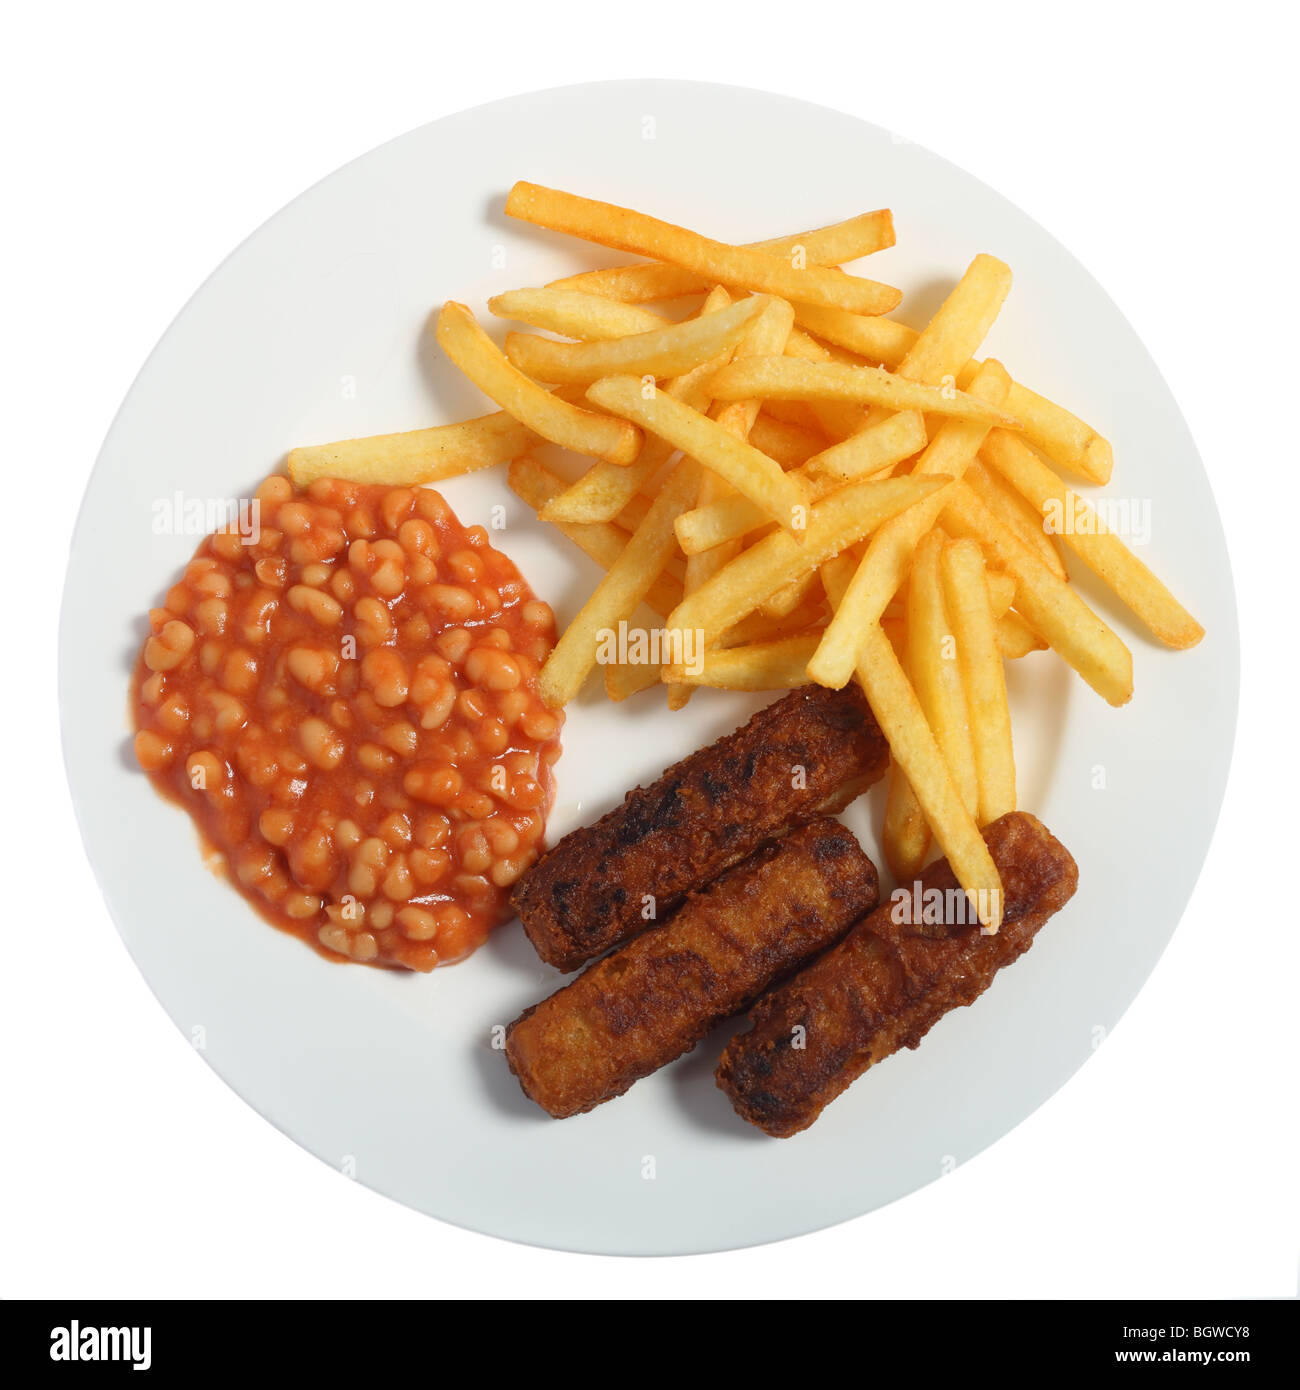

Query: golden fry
488;287;670;339
286;411;534;488
709;357;1021;427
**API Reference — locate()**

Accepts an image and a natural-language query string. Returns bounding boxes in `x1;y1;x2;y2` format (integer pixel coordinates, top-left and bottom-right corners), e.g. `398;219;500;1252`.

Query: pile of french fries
287;181;1205;934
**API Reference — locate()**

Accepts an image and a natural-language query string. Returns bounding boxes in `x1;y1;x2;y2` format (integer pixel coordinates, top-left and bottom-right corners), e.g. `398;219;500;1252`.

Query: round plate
61;80;1238;1255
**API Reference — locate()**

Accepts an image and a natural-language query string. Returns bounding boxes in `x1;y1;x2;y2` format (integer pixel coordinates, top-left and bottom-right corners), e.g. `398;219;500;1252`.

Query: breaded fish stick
512;685;889;971
716;812;1078;1137
506;819;879;1118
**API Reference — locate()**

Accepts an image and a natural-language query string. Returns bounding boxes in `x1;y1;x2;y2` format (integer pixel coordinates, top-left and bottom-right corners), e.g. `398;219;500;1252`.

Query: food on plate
505;818;879;1118
716;812;1078;1136
510;685;889;972
132;476;562;970
132;177;1205;1139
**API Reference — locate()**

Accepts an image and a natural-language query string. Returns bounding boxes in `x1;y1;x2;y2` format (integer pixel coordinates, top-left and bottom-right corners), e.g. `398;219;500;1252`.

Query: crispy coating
716;812;1078;1137
512;685;889;971
505;819;879;1118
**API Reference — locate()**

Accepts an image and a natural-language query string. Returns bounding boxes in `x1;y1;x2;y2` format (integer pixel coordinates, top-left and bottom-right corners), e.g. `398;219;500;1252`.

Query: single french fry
675;431;930;556
981;429;1204;648
586;375;807;533
546;208;896;303
996;610;1047;658
488;287;671;339
506;457;683;619
964;458;1068;580
856;625;1004;932
435;302;640;464
943;539;1016;825
505;182;903;315
663;630;822;691
666;476;948;646
806;482;957;689
538;458;701;706
793;305;917;366
709;357;1021;427
906;531;979;817
505;295;765;385
286;411;535;487
942;481;1133;705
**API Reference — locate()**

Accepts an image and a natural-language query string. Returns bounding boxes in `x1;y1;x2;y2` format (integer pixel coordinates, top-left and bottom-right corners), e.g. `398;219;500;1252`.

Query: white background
3;0;1295;1298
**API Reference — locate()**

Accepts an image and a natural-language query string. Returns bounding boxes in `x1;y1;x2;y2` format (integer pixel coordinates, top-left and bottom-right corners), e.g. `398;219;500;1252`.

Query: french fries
506;456;683;619
663;631;822;692
487;287;669;339
981;429;1204;648
943;481;1134;706
806;483;956;689
435;302;641;464
666;476;948;647
943;540;1017;825
506;182;902;315
906;531;979;818
675;453;930;558
709;357;1022;426
963;458;1069;580
537;458;701;707
548;208;896;303
541;286;735;524
504;295;765;385
586;375;808;533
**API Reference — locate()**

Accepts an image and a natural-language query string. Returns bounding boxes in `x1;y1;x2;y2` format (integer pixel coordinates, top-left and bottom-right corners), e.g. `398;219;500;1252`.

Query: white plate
61;80;1238;1255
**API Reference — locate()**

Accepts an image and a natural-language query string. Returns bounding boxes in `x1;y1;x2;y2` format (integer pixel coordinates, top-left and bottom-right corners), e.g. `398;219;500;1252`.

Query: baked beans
131;476;563;970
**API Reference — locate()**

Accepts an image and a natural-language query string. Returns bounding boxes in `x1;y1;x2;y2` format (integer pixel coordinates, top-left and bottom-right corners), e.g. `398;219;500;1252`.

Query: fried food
505;819;879;1118
716;811;1078;1137
511;685;889;971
